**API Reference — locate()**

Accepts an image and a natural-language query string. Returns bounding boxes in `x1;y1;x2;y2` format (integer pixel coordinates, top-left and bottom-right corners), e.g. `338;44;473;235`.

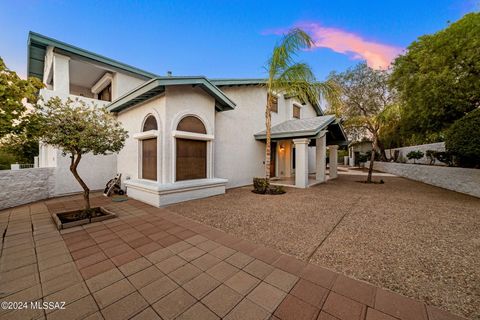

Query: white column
316;134;326;182
53;53;70;95
329;145;338;179
293;138;310;188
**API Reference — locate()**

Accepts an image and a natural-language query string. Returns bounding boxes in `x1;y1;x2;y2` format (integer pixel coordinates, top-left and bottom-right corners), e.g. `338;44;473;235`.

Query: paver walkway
0;193;464;320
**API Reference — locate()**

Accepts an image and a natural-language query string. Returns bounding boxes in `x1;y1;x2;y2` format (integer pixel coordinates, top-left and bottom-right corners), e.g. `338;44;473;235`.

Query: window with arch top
177;116;206;134
143;115;158;131
175;116;207;181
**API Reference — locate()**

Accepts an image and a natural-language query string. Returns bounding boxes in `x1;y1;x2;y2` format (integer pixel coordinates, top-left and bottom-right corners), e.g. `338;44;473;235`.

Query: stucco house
28;32;347;207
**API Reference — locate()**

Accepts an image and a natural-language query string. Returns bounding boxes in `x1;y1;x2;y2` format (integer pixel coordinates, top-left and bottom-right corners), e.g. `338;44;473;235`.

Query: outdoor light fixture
279;144;285;151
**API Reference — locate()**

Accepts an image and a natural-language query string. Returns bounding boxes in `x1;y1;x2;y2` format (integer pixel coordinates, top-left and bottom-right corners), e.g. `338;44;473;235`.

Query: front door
142;138;157;180
270;142;276;178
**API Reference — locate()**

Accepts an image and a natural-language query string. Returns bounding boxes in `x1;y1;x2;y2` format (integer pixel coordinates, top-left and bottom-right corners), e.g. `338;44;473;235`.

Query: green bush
406;150;424;163
357;153;369;163
253;177;269;194
445;108;480;168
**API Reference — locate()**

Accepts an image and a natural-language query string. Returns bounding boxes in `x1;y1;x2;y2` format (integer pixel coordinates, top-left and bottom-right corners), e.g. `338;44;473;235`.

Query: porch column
315;133;326;182
53;54;70;95
329;145;338;179
293;138;310;188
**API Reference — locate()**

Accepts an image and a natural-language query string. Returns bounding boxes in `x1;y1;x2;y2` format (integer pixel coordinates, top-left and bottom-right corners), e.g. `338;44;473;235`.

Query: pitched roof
254;115;336;140
27;31;157;80
107;77;236;113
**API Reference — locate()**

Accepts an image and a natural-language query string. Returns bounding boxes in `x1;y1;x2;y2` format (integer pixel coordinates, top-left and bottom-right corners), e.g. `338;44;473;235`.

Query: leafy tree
328;62;396;183
0;57;44;139
406;150;424;164
445;108;480;168
390;13;480;143
36;97;128;213
263;28;339;184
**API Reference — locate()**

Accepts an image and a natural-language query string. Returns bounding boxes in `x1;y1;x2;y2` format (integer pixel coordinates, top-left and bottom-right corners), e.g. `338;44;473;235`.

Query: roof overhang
107;77;237;113
27;31;157;81
254;115;348;145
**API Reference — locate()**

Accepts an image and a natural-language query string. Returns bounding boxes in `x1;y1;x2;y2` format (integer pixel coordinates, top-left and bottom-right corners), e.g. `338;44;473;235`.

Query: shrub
432;151;455;166
252;178;286;195
445;108;480;168
406;150;424;164
253;177;269;194
357;153;369;163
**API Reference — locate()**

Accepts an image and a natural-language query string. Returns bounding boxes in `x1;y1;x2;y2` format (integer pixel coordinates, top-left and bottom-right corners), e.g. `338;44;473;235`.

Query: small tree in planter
406;150;424;164
36;97;128;217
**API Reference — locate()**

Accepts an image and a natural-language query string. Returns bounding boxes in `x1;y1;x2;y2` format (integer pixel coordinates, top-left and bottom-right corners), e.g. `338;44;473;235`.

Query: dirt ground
168;170;480;319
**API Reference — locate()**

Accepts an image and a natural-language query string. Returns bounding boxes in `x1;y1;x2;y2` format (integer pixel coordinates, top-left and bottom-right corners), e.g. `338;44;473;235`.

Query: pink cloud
265;22;403;69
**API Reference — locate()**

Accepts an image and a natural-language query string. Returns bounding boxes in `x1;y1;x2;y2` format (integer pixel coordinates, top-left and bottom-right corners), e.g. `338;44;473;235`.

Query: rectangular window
268;94;278;113
176;139;207;181
293;105;301;119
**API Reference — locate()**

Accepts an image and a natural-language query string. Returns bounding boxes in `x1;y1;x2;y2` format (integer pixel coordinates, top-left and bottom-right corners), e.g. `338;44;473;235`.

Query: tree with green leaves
0;57;44;139
264;28;339;184
390;12;480;144
328;62;396;183
36;97;128;213
445;108;480;168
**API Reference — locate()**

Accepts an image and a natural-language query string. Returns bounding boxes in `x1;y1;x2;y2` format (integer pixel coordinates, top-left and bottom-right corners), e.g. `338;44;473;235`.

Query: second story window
98;83;112;102
293;105;301;119
268;94;278;113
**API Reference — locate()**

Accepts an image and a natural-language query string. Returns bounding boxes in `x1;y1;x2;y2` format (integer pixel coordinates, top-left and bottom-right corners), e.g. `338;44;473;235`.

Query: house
28;32;347;207
348;141;373;166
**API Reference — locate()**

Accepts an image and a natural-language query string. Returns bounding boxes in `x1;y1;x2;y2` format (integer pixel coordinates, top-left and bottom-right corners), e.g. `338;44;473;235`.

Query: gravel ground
168;170;480;319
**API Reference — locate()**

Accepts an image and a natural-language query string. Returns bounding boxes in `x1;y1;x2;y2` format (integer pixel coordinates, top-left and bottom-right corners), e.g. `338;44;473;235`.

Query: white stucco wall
112;73;147;100
370;161;480;198
385;142;445;165
53;150;117;196
116;95;166;183
0;168;55;210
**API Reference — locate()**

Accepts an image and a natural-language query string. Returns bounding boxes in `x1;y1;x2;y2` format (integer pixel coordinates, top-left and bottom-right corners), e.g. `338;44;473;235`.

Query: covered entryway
254;115;347;188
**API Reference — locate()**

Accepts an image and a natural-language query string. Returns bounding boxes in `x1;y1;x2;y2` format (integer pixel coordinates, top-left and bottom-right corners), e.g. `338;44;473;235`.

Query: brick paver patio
0;193;465;320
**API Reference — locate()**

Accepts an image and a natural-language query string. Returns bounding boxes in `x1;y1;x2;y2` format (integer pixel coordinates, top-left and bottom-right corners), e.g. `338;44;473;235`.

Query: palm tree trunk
265;98;272;183
70;152;91;212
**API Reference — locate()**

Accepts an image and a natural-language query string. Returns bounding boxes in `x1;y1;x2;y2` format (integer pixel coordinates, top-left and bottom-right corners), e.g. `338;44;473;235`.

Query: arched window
141;115;158;180
177;116;206;134
143;115;158;131
176;116;207;181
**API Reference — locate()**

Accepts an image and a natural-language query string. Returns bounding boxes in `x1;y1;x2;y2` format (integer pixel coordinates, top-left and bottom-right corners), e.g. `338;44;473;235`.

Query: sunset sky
0;0;478;79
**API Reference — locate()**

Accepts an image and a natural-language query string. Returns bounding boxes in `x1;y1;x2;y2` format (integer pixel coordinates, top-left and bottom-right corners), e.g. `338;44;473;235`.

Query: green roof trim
107;77;237;113
210;79;267;86
27;31;157;80
254;115;336;140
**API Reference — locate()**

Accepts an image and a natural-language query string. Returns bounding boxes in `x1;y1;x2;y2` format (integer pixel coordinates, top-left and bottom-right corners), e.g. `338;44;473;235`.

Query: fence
370;161;480;198
385;142;445;165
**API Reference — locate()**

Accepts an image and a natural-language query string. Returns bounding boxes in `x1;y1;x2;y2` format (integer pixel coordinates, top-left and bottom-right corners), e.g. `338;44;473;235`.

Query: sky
0;0;478;80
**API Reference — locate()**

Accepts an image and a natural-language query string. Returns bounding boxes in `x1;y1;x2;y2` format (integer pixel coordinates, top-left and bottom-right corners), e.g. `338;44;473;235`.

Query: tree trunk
377;139;387;161
366;138;377;183
70;152;91;213
265;97;272;183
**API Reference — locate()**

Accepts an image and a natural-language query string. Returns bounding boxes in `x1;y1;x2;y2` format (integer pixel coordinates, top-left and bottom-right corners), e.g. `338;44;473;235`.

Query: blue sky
0;0;478;79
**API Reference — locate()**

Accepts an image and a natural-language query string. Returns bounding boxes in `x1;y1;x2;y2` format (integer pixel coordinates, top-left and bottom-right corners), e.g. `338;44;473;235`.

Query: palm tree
264;28;340;183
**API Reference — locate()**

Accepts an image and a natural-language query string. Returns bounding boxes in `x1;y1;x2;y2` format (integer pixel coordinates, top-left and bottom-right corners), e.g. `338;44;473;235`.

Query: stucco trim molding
133;130;159;140
172;130;214;141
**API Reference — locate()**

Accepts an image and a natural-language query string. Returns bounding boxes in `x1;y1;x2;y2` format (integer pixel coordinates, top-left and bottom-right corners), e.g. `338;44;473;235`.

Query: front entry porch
255;115;348;189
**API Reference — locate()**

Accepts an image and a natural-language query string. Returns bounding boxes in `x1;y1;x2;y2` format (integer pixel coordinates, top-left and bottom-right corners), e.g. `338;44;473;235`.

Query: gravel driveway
167;169;480;319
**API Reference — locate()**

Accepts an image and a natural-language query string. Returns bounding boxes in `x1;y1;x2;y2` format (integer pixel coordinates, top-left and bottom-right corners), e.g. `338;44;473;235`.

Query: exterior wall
371;161;480;198
0;168;55;210
111;73;146;100
215;86;319;188
385;142;445;165
54;150;117;195
164;86;216;184
116;95;166;183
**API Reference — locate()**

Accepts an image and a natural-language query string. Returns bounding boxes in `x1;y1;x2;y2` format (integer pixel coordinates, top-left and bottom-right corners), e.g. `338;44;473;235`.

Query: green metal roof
27;31;157;80
254;115;336;140
210;79;267;86
107;77;237;113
